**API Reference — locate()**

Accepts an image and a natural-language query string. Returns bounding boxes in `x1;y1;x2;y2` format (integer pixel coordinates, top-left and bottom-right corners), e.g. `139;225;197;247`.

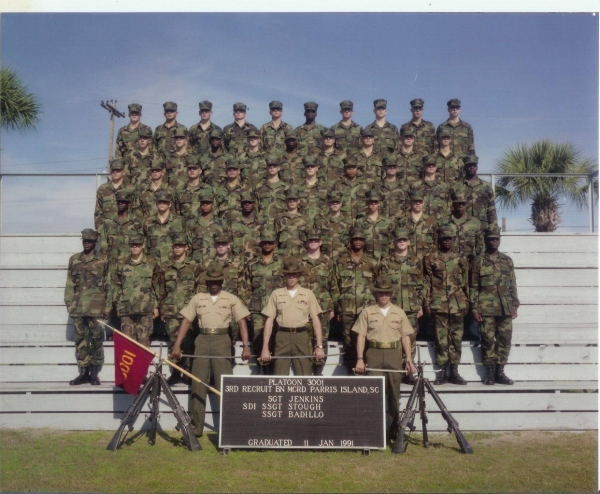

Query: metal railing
0;171;597;234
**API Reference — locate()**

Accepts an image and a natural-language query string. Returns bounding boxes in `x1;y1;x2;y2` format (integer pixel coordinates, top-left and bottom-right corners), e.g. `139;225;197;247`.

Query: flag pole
97;320;221;396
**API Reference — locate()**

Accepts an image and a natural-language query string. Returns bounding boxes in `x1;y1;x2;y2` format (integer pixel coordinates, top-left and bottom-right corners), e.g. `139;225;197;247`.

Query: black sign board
219;375;386;450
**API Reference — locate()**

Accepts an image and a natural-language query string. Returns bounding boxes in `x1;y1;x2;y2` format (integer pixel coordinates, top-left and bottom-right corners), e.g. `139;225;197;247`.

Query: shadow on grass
114;424;190;450
400;433;464;454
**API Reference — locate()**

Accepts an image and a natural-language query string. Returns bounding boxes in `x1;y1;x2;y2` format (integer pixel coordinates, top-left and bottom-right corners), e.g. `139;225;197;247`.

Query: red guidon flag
113;331;154;395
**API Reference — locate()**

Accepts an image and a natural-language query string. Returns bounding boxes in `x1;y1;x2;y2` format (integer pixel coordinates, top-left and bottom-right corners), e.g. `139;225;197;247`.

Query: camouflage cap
155;190;172;202
173;126;188;138
303;155;319;167
209;128;223;139
128;103;142;113
260;229;277;243
327;191;342;202
383;156;398;167
284;129;298;141
485;226;502;239
285;187;300;199
321;127;336;138
340;100;354;110
246;129;260;139
266;154;281;166
450;189;467;203
138;127;153;138
373;99;387;109
281;256;304;274
185;155;201;168
305;228;322;241
225;158;240;169
110;159;126;171
447;98;461;108
269;100;283;109
349;225;367;239
240;191;256;203
204;262;225;281
163;101;178;111
214;232;232;244
410;98;424;108
422;154;437;166
343;160;358;168
370;274;396;293
365;189;384;202
199;101;213;110
233;102;247;111
360;127;375;137
438;128;452;138
198;189;214;202
463;154;479;166
393;228;409;240
115;189;132;202
81;228;99;241
400;127;415;138
150;159;166;170
438;225;456;238
304;102;318;111
129;234;145;245
409;189;425;201
171;234;188;246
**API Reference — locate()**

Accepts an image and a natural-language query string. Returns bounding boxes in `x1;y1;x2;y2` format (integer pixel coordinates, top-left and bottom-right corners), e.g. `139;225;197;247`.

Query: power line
3;158;105;166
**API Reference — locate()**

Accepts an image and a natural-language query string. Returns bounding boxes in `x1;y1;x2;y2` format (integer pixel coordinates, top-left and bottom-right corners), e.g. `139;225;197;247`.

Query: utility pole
100;100;125;165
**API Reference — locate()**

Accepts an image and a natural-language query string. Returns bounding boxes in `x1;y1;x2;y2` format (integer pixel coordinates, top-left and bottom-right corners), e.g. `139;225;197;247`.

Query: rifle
393;347;473;454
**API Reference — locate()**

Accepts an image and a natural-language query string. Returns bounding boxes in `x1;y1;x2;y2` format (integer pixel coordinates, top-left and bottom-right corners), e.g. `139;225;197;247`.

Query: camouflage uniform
188;101;222;157
330;174;370;220
279;141;305;184
222;198;263;263
115;104;153;159
123;147;156;187
111;242;165;347
154;102;186;158
456;171;498;231
395;195;438;260
98;192;144;261
365;99;399;156
214;175;248;226
237;148;267;186
295;102;326;153
174;179;214;225
254;179;287;221
64;230;111;370
396;147;426;188
201;146;230;186
349;147;385;183
331;232;378;366
355;191;392;263
424;232;469;367
410;176;452;218
223;102;258;155
94;160;133;229
274;188;310;256
189;213;225;265
314;134;347;185
143;194;188;263
470;229;519;367
436;99;475;156
436;148;465;185
163;137;198;191
380;232;424;360
160;252;202;347
379;177;408;219
260;102;293;154
400;120;436;156
438;211;484;261
297;170;329;222
312;210;351;260
134;177;175;220
332;101;362;153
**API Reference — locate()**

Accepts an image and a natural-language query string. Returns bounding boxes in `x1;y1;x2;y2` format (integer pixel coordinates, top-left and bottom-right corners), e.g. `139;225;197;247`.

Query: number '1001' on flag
113;331;154;395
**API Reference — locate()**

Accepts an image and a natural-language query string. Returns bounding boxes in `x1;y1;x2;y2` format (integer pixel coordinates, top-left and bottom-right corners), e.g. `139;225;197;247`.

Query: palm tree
495;140;598;232
0;67;42;133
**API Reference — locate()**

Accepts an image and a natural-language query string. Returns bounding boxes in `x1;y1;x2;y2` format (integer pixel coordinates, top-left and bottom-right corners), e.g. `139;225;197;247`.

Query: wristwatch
242;342;252;347
315;345;324;349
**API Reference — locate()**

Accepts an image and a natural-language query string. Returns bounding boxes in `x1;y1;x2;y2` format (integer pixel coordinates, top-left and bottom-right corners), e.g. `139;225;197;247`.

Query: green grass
0;429;597;493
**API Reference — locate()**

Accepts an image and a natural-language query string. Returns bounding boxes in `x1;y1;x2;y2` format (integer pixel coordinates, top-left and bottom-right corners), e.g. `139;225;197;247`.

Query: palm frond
0;66;42;133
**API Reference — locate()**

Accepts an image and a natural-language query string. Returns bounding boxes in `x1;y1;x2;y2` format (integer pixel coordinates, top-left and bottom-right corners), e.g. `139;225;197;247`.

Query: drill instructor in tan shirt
260;257;326;376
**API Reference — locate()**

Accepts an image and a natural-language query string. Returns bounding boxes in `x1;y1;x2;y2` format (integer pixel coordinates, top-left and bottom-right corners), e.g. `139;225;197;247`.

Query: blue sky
1;13;598;232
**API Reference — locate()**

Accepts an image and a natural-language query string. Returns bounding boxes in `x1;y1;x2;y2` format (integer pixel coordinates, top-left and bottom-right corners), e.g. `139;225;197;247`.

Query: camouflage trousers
189;333;233;437
365;346;402;436
273;330;313;376
403;312;419;363
120;314;153;348
340;312;360;370
433;312;464;366
73;316;105;367
479;316;513;365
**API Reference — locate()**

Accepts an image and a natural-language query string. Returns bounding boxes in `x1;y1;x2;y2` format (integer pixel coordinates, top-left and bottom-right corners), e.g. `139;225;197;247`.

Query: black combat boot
69;367;90;386
495;364;514;385
448;364;467;385
484;365;495;385
89;366;101;386
434;366;448;385
167;369;183;386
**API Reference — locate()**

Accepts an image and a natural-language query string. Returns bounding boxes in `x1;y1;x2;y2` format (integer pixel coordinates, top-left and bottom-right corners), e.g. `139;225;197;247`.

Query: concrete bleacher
0;233;597;432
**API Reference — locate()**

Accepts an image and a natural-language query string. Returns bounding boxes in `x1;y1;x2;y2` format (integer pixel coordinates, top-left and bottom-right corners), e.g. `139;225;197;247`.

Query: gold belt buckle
380;341;392;349
208;328;217;334
289;327;297;333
